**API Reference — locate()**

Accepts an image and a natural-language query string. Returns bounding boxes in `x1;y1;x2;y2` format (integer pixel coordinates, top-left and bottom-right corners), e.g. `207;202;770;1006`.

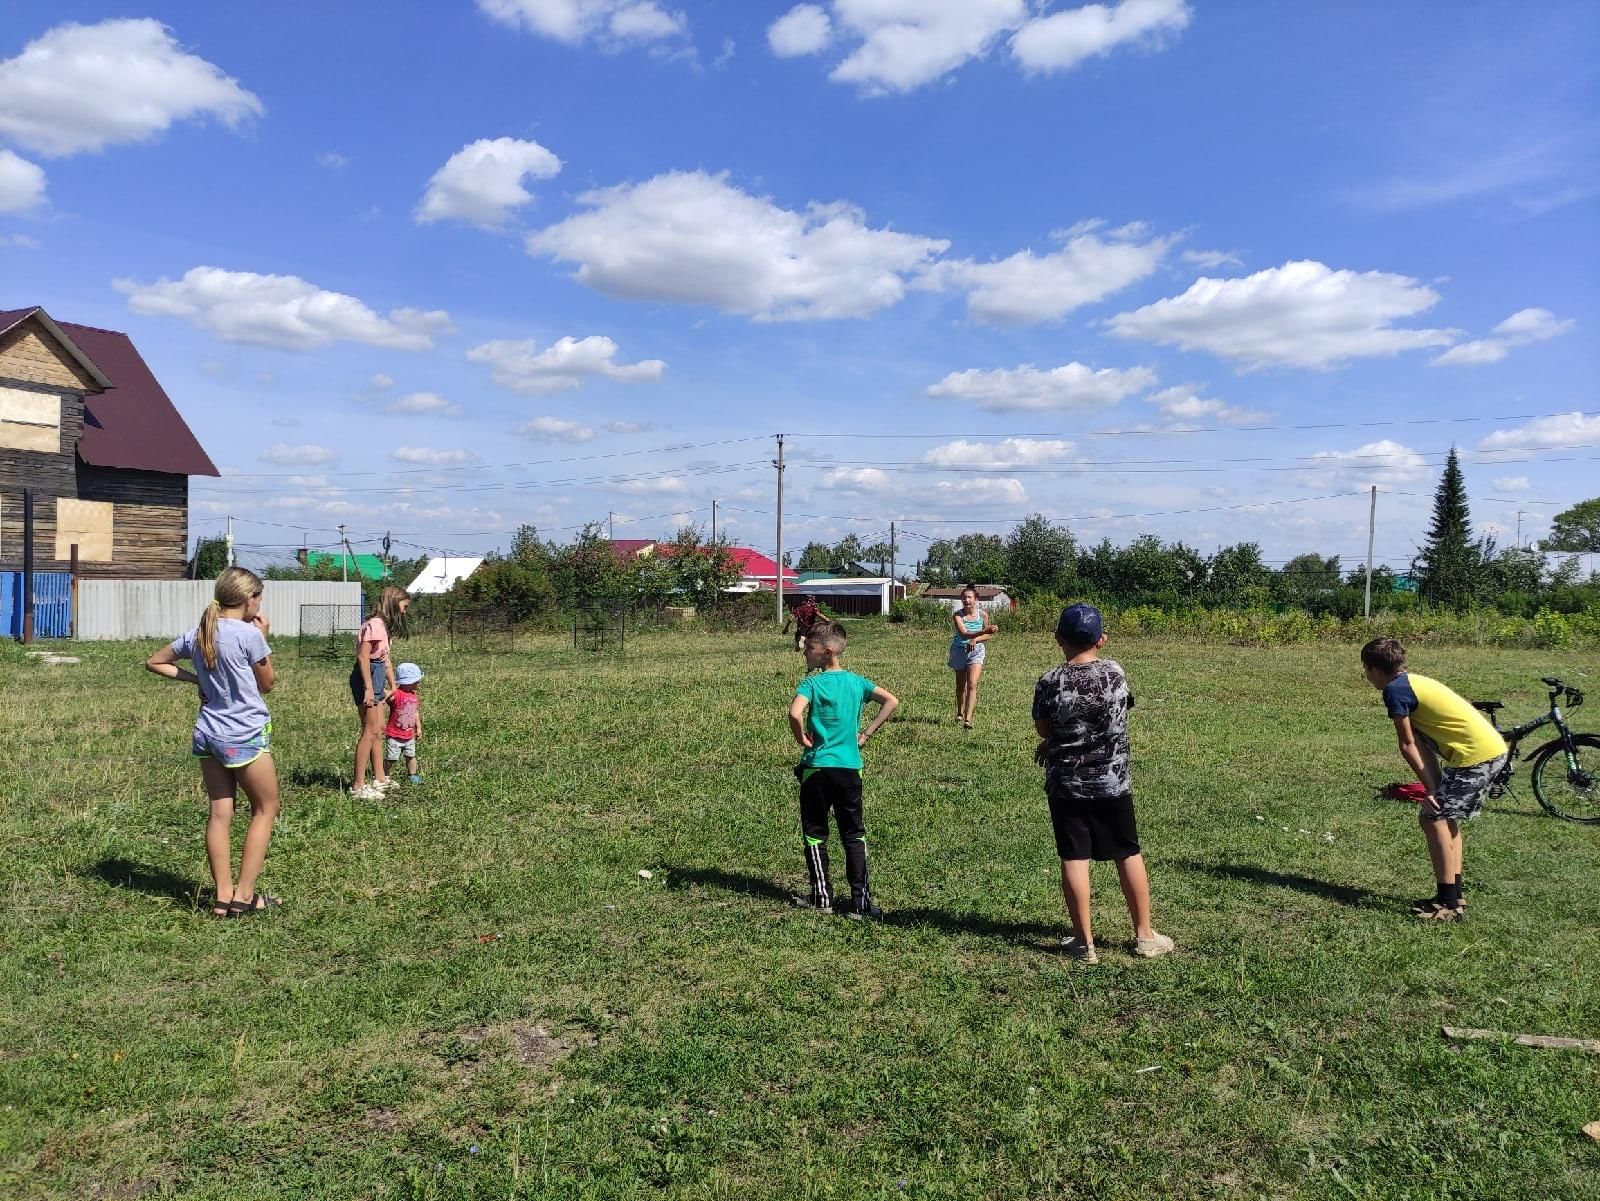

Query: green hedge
984;597;1600;649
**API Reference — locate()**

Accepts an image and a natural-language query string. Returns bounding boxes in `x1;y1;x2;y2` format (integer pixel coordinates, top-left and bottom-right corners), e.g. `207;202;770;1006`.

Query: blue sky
2;1;1596;572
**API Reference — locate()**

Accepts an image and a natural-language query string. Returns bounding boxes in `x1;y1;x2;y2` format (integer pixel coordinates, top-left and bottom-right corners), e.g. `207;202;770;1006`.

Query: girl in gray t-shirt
146;568;283;919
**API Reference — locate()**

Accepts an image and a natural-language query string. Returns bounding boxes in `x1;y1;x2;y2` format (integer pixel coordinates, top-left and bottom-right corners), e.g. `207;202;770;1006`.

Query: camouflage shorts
1430;754;1507;822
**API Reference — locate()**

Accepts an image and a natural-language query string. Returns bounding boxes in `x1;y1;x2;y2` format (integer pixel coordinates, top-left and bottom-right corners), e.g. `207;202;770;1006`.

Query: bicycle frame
1481;683;1584;779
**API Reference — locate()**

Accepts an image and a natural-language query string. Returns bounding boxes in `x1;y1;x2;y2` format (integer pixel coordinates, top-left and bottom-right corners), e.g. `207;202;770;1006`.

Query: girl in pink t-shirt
351;585;409;799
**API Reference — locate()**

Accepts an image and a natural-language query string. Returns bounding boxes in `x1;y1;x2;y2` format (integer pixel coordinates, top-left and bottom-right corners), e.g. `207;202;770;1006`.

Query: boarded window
55;498;114;561
0;386;62;453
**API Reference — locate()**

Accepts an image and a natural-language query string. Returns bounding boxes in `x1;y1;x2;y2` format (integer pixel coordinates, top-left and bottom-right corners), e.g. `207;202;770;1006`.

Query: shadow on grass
1171;859;1382;908
289;765;346;790
85;857;202;906
662;865;1060;948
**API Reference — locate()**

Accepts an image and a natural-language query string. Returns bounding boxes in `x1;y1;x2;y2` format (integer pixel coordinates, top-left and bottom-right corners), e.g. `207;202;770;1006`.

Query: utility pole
608;511;615;541
338;524;349;582
711;498;718;544
889;521;896;583
225;515;235;568
774;433;786;624
1364;485;1377;619
1516;511;1524;550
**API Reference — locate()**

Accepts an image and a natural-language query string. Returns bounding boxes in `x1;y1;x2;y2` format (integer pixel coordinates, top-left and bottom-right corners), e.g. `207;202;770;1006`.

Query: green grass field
3;626;1598;1200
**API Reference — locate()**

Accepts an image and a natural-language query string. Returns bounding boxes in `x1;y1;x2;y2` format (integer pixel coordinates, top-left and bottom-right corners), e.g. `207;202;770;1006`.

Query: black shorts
1048;791;1141;861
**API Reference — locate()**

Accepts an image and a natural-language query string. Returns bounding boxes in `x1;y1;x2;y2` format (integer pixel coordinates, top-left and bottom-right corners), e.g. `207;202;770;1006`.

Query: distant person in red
783;594;822;652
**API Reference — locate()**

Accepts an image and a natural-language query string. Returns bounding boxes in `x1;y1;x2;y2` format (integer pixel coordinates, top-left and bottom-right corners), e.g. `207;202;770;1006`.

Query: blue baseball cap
395;662;424;686
1056;603;1103;646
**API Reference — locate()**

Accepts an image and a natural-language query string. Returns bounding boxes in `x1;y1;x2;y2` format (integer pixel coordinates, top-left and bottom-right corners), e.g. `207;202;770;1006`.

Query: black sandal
209;898;233;919
226;893;283;918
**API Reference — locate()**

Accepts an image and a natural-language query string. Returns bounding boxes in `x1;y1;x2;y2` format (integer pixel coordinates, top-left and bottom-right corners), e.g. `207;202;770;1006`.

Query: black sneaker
792;893;833;914
841;896;882;921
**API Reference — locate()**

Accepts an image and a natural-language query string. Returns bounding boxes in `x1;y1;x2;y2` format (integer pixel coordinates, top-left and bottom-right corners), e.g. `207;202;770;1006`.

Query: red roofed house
606;539;797;592
0;307;219;579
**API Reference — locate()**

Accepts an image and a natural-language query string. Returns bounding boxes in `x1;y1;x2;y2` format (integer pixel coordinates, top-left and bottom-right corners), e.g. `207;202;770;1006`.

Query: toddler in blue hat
384;662;426;784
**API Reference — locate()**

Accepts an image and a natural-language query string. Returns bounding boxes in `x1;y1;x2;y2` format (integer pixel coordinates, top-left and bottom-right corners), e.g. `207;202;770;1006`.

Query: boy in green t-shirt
787;621;899;918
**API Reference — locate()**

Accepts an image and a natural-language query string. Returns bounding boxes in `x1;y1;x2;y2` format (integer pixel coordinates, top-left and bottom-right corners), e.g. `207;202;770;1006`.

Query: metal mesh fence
573;605;626;653
298;603;362;661
449;607;515;653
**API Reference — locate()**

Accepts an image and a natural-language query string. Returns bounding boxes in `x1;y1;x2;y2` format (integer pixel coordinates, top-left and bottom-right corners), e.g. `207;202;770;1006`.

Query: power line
193;460;769;498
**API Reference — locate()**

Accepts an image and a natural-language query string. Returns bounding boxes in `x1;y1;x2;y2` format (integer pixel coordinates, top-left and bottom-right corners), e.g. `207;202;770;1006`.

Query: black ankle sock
1439;881;1462;907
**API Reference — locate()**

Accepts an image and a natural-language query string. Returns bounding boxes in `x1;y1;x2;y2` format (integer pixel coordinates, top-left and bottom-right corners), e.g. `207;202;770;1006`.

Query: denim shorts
192;720;272;768
385;736;416;761
948;638;986;670
350;660;388;706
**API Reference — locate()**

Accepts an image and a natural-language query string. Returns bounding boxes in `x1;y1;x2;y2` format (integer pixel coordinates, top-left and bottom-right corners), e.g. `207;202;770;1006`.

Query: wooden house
0;307;218;580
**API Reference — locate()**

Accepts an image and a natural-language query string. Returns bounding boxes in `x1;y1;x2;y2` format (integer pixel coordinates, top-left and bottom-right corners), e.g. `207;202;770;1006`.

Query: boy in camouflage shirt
1033;604;1173;963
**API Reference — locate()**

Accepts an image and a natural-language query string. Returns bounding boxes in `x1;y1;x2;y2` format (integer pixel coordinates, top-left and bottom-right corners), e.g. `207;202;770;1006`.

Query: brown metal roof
1;307;218;477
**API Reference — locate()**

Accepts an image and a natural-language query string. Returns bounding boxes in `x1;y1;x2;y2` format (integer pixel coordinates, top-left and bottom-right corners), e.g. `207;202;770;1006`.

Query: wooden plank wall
0;316;192;580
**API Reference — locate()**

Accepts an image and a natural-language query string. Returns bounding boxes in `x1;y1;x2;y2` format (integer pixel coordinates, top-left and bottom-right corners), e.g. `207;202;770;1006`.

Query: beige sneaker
1061;935;1098;964
350;784;385;801
1132;932;1175;958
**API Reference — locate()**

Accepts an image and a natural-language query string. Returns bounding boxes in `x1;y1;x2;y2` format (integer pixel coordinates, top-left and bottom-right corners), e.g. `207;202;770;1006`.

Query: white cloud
0;232;41;249
391;447;475;465
1010;0;1191;74
370;373;395;389
769;5;833;57
0;149;45;212
0;18;262;157
527;170;948;321
1431;307;1575;367
1479;411;1600;452
317;151;349;169
1493;476;1531;492
927;362;1155;412
515;415;596;443
387;392;462;416
1147;385;1268;428
923;438;1075;468
416;136;562;229
826;0;1025;93
1181;248;1242;269
604;420;652;433
1108;260;1458;370
115;267;455;351
476;0;687;46
1303;440;1429;484
1430;339;1508;367
260;442;337;466
816;466;1027;507
467;334;665;395
917;224;1171;324
1495;307;1574;341
269;415;301;429
617;474;688;495
817;466;893;494
771;0;1190;94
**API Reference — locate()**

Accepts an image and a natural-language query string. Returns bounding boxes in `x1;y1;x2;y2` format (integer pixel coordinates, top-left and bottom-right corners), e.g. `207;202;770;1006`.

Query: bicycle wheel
1530;733;1600;823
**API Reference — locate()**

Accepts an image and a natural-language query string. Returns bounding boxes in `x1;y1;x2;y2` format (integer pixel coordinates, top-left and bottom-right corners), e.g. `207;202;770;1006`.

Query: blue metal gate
0;571;72;639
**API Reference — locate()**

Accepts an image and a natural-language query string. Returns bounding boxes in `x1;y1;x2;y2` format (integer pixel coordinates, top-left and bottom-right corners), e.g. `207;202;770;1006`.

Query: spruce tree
1414;447;1479;608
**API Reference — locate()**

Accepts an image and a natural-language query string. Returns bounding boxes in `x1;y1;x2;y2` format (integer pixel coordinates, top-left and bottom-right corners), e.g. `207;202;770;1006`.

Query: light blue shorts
948;638;986;670
192;721;272;768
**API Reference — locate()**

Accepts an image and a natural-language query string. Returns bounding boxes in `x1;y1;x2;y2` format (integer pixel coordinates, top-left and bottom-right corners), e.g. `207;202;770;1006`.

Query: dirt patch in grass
456;1020;598;1071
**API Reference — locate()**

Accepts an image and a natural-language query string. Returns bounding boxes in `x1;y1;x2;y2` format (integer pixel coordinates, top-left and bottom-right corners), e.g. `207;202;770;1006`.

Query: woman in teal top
948;584;996;728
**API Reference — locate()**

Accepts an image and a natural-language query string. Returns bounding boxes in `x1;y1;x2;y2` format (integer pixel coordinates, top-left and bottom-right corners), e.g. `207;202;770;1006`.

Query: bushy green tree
795;542;833;573
1543;497;1600;553
190;536;229;579
1004;514;1075;597
1206;542;1271;607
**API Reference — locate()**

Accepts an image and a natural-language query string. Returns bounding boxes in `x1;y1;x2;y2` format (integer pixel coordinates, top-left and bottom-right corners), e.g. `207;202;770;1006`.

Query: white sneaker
376;777;400;791
1132;932;1175;958
350;784;385;800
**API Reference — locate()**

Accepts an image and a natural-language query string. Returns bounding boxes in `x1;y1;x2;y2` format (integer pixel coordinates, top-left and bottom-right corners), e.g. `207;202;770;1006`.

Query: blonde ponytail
198;566;264;670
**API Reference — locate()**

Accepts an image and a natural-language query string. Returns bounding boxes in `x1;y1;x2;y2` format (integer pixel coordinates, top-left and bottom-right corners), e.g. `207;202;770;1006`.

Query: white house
406;555;485;595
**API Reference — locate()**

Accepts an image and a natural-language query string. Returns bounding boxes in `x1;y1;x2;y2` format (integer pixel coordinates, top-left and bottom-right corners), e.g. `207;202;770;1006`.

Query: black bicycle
1472;676;1598;823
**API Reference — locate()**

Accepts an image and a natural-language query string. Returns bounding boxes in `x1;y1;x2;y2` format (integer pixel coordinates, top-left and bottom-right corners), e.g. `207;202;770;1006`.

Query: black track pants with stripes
799;767;869;907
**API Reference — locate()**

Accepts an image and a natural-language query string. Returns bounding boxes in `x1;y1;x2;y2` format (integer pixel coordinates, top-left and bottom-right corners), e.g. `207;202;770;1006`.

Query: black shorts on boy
1048;791;1141;861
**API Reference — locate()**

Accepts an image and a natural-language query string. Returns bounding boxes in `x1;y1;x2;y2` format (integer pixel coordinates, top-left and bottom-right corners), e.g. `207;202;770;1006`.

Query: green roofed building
299;550;392;582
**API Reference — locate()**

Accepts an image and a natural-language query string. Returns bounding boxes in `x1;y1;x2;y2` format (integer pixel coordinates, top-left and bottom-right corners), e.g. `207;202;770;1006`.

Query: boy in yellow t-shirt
1361;637;1509;921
